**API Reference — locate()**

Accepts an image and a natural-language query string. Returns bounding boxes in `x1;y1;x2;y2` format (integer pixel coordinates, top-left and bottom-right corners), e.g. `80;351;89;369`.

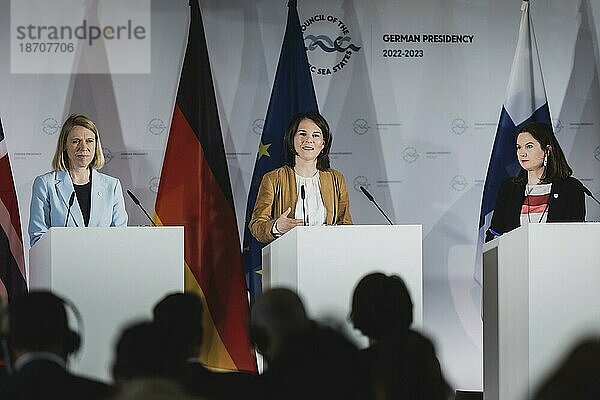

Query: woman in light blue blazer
28;114;128;246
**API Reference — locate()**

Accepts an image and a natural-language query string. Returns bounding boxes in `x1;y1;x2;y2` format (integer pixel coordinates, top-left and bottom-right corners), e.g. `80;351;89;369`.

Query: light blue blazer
28;169;128;246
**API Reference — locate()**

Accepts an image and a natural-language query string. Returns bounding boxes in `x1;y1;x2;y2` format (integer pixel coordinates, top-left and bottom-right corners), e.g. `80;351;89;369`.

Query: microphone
359;186;394;225
127;190;157;226
579;182;600;207
64;191;77;227
300;184;307;225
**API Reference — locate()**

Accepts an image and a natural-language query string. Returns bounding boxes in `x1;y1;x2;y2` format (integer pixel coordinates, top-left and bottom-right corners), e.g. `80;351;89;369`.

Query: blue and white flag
475;0;551;284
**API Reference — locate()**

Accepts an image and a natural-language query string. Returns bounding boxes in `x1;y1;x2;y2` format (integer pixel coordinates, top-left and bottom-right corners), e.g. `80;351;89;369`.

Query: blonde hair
52;114;105;171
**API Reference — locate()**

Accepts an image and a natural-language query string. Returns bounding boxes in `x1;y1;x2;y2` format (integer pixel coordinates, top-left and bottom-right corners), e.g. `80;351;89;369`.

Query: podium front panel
29;226;184;381
262;224;422;347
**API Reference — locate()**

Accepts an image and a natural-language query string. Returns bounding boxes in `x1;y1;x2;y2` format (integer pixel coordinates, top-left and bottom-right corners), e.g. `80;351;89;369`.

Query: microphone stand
359;186;394;225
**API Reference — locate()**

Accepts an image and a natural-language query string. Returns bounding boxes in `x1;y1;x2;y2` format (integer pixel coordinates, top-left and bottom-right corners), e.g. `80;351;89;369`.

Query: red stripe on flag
155;105;255;371
0;156;22;239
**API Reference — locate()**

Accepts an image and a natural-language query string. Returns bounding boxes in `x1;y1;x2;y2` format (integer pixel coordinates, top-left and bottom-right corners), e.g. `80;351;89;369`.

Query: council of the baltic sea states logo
302;14;361;76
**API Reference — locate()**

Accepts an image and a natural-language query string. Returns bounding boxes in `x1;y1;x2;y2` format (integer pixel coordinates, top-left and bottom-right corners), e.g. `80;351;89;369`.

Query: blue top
28;169;128;246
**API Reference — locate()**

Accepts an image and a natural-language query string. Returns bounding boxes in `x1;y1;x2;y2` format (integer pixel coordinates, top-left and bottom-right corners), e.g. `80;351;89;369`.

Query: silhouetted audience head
533;337;600;400
250;287;365;400
112;320;187;384
7;291;80;360
153;292;203;359
350;273;450;400
249;287;310;361
350;272;413;341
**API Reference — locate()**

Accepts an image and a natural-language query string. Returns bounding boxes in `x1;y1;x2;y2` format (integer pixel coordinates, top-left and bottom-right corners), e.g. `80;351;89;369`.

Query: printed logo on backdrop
10;0;150;73
251;119;264;136
42;117;60;135
301;14;361;76
594;146;600;162
353;118;370;135
353;176;369;192
451;118;468;135
103;147;113;165
451;175;468;191
402;147;419;163
553;119;564;135
149;177;159;193
147;118;166;135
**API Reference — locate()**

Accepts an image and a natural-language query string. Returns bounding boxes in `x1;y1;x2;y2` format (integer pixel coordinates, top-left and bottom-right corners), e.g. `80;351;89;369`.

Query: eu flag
242;0;318;300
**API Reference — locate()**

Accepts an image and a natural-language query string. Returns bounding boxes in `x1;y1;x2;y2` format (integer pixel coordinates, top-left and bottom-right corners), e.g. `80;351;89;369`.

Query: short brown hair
52;114;105;171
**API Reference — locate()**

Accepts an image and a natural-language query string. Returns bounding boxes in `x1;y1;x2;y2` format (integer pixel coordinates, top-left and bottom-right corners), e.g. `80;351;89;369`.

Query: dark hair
152;292;204;357
8;291;80;355
249;288;308;356
112;320;187;382
350;273;413;340
283;111;332;171
514;122;572;184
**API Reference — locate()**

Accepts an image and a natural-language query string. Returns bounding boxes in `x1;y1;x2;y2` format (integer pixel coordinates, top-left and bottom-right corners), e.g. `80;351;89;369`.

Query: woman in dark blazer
486;122;585;241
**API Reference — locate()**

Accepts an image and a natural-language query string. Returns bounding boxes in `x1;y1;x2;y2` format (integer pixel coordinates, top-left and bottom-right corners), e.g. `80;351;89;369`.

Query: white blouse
294;172;326;226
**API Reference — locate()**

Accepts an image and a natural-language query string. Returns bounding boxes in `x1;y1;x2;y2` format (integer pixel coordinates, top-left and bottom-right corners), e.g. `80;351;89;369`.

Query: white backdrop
1;0;599;390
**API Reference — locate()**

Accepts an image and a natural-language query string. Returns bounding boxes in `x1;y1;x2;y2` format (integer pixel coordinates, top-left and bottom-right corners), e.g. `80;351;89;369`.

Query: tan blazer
249;165;353;243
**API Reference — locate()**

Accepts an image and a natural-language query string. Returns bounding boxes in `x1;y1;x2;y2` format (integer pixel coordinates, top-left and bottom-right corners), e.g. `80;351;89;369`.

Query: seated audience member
0;291;112;400
532;337;600;400
350;272;451;400
152;292;260;399
111;320;187;381
250;287;369;400
111;320;192;400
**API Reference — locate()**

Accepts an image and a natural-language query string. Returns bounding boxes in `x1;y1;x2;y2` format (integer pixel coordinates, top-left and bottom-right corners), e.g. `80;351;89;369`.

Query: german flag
154;0;256;371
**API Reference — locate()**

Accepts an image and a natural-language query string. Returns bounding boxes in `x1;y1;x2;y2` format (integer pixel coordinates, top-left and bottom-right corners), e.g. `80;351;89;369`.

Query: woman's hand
274;207;305;234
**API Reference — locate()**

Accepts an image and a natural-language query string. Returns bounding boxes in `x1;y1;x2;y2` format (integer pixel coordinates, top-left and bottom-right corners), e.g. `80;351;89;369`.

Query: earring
543;153;548;167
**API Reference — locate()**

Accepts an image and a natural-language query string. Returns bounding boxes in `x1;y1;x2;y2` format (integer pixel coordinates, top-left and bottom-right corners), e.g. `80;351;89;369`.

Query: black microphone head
300;184;306;200
127;189;141;205
68;191;76;206
359;186;374;202
579;181;593;197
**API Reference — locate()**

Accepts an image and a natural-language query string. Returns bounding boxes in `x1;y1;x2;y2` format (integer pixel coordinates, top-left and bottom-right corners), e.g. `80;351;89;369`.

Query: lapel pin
553;193;558;198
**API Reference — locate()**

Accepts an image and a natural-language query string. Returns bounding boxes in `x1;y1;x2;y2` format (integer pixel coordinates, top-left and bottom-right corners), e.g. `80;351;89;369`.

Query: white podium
29;227;184;382
262;225;422;346
483;223;600;400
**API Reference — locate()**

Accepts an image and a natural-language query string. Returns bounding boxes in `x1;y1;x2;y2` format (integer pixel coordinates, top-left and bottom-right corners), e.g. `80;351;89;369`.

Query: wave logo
301;14;361;76
305;35;361;53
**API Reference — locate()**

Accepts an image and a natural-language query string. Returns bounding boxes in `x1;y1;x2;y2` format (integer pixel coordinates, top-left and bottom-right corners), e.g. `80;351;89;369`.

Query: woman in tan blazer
249;112;352;243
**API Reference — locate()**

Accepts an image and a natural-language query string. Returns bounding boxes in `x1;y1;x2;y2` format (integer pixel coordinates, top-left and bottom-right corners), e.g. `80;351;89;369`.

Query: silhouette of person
152;292;260;399
250;287;368;400
0;291;111;400
350;272;451;400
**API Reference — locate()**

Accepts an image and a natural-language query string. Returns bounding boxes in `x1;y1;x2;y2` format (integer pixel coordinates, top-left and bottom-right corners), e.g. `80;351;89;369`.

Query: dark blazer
358;329;451;400
0;359;112;400
487;176;586;241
